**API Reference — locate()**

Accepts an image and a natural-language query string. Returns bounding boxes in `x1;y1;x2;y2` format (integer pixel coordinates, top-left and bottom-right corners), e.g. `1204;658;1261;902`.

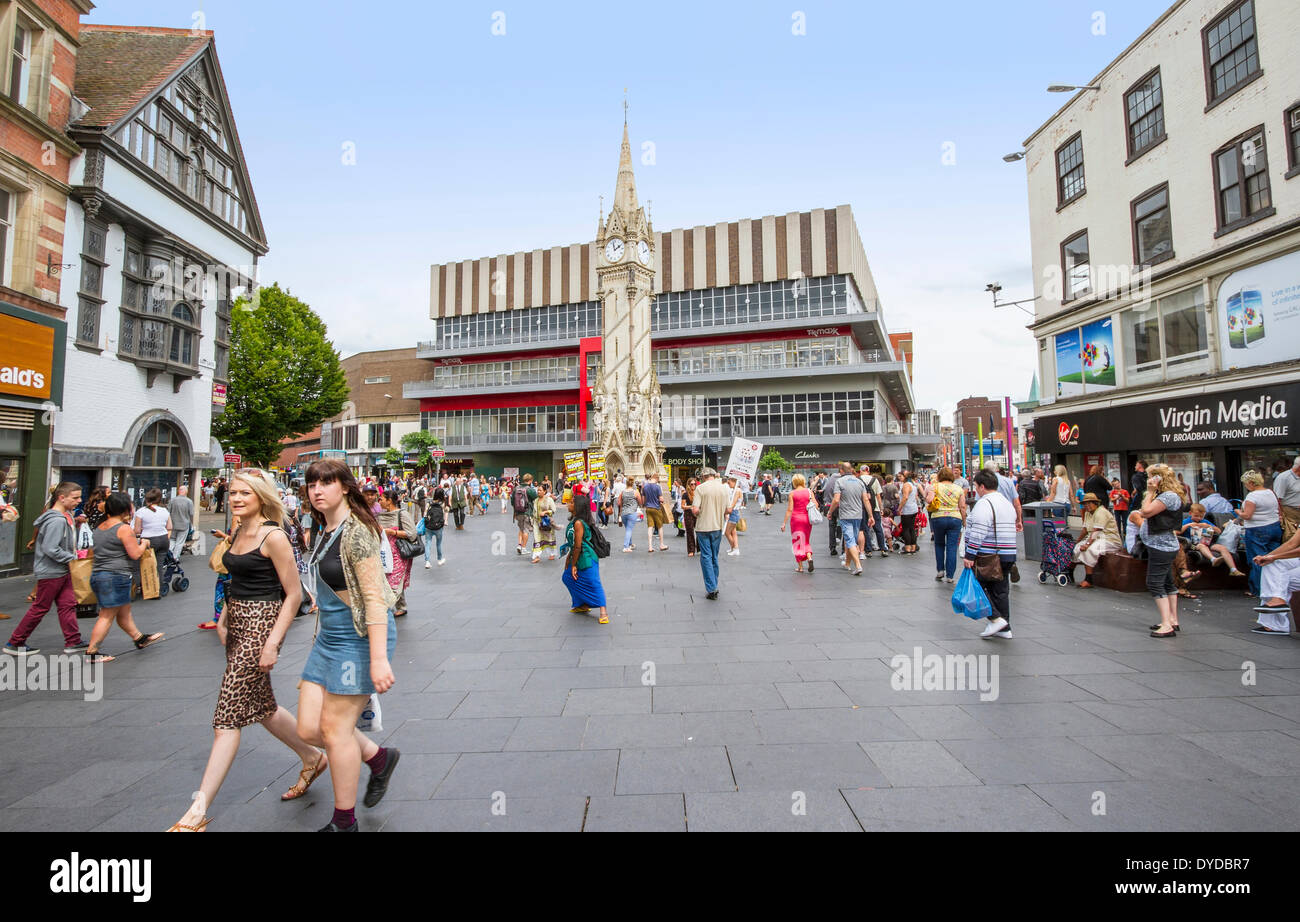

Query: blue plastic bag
951;568;993;620
416;517;426;537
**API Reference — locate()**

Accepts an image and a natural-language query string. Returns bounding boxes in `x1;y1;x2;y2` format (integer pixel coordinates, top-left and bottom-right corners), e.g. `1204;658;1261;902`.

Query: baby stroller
1038;518;1076;587
157;547;191;597
884;516;904;553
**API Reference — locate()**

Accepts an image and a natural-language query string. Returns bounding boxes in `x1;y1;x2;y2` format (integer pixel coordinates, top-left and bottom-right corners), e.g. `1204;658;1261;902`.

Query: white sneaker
424;561;432;569
438;558;446;566
980;617;1009;638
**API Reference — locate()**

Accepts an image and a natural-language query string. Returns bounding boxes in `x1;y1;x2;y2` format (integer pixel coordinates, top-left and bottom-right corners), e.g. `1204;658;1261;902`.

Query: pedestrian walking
760;476;775;515
168;470;322;832
298;458;400;832
167;485;195;561
4;482;87;656
897;471;920;555
780;473;817;573
963;469;1017;640
560;484;607;622
683;478;699;557
533;484;558;562
213;478;227;513
1238;470;1283;598
859;466;887;557
450;477;469;529
822;468;843;558
930;468;966;583
377;489;415;616
617;476;639;552
133;488;172;557
690;468;730;600
422;487;448;567
724;475;744;557
1273;455;1300;538
85;492;165;663
828;462;868;575
642;472;669;552
467;474;481;516
512;474;538;555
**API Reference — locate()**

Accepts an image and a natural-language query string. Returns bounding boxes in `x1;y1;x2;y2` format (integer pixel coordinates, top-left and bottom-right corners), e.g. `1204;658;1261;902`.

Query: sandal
570;606;590;613
281;753;328;801
598;612;609;624
166;816;211;832
133;632;165;650
1148;623;1180;632
1177;589;1197;599
84;649;115;664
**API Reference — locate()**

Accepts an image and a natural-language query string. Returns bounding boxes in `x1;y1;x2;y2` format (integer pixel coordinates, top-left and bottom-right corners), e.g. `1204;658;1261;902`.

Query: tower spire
614;117;639;215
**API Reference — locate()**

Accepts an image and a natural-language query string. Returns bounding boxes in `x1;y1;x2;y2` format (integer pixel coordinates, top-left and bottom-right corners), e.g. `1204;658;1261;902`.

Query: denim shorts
839;518;862;548
90;570;133;607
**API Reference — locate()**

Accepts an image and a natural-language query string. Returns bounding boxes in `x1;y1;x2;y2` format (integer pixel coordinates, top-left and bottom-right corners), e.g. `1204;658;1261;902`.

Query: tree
212;284;348;468
383;447;404;469
759;448;794;473
400;430;441;475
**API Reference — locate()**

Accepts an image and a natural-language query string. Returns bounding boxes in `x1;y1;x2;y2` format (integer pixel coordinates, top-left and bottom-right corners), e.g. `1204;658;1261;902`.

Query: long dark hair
570;487;595;530
305;458;381;536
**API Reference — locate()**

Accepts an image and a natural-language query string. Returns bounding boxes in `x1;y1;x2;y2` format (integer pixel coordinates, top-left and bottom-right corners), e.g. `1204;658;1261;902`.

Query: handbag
973;498;1003;581
807;495;824;525
736;515;747;533
209;533;231;574
394;510;423;560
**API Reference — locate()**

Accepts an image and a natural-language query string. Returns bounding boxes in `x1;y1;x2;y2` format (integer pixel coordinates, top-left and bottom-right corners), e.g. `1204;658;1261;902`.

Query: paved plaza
1;510;1298;832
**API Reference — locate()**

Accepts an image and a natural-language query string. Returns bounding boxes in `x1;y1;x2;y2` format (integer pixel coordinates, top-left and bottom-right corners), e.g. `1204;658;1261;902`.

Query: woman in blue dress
297;459;400;832
561;484;608;623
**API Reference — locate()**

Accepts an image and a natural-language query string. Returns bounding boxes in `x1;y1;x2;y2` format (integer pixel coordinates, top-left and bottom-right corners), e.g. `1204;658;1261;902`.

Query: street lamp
1002;151;1025;162
1047;84;1100;93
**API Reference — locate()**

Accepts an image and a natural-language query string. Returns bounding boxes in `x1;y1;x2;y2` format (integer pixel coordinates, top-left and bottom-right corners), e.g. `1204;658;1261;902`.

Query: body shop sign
1035;382;1296;453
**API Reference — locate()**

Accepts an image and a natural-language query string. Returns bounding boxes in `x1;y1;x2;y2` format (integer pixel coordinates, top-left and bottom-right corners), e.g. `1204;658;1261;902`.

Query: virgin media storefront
1034;380;1299;500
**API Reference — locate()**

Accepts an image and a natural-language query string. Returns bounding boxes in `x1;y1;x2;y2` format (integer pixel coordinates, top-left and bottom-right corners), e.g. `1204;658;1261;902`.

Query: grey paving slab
614;746;735;795
727;742;888;792
940;737;1130;785
380;796;587;831
1072;699;1205;733
1177;730;1300;777
651;683;786;713
584;794;687;831
776;681;856;709
681;710;763;745
686;790;862;831
434;750;619;798
841;784;1073;831
582;713;685;749
450;689;569;718
888;704;1000;740
960;701;1126;737
1141;695;1299;731
503;716;590;752
860;740;982;787
1071;733;1251;781
1028;781;1294;831
383;717;518;753
10;759;170;808
519;666;628;692
752;706;918;744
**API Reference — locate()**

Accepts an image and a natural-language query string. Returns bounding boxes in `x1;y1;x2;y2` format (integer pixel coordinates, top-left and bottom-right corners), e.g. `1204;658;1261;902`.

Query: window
1125;69;1165;159
343;425;358;451
76;221;108;348
1055;133;1085;207
0;187;12;288
214;296;231;382
1203;0;1260;107
134;421;184;469
363;376;391;385
7;21;30;106
369;423;390;449
1132;185;1173;267
1286;104;1300;177
169;304;197;367
1061;231;1090;301
1214;128;1272;233
1121;286;1209;386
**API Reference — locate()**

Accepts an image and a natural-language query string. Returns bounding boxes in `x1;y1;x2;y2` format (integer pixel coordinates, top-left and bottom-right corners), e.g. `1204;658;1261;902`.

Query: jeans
932;516;962;578
1146;547;1177;599
1243;523;1283;595
828;509;842;553
422;527;444;561
697;530;723;593
1113;509;1128;539
8;573;81;646
622;513;637;549
978;570;1011;624
864;514;887;552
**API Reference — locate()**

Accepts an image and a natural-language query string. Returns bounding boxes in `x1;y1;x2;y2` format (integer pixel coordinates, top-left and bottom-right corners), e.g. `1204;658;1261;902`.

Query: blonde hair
1189;503;1206;516
1241;470;1265;490
1146;463;1189;505
1054;465;1068;478
791;473;806;489
229;469;286;526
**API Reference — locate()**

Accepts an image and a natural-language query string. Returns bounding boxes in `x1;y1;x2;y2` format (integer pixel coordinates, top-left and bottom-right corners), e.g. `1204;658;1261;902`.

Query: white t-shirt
135;504;170;538
284;493;299;513
1244;489;1280;528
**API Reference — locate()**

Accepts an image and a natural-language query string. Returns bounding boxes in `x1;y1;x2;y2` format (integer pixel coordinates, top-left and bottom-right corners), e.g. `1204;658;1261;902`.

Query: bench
1090;547;1250;594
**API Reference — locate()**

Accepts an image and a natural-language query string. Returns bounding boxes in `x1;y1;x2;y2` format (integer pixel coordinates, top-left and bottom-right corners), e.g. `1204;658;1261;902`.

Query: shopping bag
139;545;160;600
736;516;747;533
950;569;992;620
70;555;97;605
356;693;383;731
76;523;94;559
416;517;426;537
209;534;231;574
378;536;395;574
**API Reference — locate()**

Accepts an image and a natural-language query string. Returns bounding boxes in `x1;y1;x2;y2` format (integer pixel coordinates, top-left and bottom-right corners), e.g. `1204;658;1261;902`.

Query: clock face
604;238;625;262
636;240;652;266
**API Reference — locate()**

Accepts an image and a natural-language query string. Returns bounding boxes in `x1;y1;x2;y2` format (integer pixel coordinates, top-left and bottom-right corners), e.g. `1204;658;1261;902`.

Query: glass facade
662;390;876;441
423;301;601;352
422;406;581;446
416;355;580;391
1120;286;1210;386
655;335;894;378
650;274;862;333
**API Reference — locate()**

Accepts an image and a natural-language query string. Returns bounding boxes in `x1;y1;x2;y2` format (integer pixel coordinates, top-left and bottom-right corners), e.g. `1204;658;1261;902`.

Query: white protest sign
724;437;763;491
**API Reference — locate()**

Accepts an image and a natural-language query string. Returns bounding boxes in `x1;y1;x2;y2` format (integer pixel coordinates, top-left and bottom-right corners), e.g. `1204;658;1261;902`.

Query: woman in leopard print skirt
168;470;324;832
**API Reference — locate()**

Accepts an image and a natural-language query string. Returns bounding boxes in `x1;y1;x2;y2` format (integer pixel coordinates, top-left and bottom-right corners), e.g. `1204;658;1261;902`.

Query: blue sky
87;0;1176;422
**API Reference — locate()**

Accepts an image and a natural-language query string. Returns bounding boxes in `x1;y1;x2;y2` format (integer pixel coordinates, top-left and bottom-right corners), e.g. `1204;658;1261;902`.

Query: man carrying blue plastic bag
962;469;1018;640
950;569;992;620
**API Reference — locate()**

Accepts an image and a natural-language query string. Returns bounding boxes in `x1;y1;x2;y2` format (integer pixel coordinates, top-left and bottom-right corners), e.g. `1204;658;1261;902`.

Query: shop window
1121;286;1209;386
134;421;184;469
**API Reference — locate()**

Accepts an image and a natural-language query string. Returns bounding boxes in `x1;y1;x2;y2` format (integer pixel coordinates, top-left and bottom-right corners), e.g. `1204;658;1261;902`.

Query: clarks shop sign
1035;382;1299;453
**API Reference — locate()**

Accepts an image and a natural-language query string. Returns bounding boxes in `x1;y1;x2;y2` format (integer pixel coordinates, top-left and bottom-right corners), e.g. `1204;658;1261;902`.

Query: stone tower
591;118;662;477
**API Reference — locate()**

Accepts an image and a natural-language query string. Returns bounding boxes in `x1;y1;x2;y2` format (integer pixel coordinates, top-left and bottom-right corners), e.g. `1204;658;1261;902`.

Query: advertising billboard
1218;249;1300;369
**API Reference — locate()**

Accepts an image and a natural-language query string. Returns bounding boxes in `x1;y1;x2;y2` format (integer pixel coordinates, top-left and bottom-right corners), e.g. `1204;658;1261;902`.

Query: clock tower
592;118;662;476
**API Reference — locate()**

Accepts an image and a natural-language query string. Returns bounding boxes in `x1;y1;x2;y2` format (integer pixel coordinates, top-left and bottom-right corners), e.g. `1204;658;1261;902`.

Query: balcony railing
437;429;591;447
656;349;898;380
405;366;582;396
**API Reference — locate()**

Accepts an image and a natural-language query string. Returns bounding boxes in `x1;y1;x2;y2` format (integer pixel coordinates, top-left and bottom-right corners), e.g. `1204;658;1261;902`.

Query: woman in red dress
781;474;817;573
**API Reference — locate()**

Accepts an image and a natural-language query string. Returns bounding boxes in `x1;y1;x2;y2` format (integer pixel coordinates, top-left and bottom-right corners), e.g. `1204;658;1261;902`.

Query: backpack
585;520;610;559
512;485;530;514
424;504;445;531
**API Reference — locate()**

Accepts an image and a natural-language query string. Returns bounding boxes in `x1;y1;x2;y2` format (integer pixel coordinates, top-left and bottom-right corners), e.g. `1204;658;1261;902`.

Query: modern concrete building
321;348;426;479
408;121;932;482
1020;0;1300;492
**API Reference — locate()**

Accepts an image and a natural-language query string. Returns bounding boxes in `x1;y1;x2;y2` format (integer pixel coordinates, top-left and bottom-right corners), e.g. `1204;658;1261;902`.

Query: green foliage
211;283;348;468
400;430;440;472
759;448;794;472
383;447;404;467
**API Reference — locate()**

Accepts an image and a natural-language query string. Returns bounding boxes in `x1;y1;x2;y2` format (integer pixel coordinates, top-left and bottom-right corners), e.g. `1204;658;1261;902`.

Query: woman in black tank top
169;470;322;832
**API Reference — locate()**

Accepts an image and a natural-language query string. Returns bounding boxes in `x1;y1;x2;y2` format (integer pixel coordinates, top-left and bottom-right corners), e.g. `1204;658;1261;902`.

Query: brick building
320;349;429;478
1;0;91;575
